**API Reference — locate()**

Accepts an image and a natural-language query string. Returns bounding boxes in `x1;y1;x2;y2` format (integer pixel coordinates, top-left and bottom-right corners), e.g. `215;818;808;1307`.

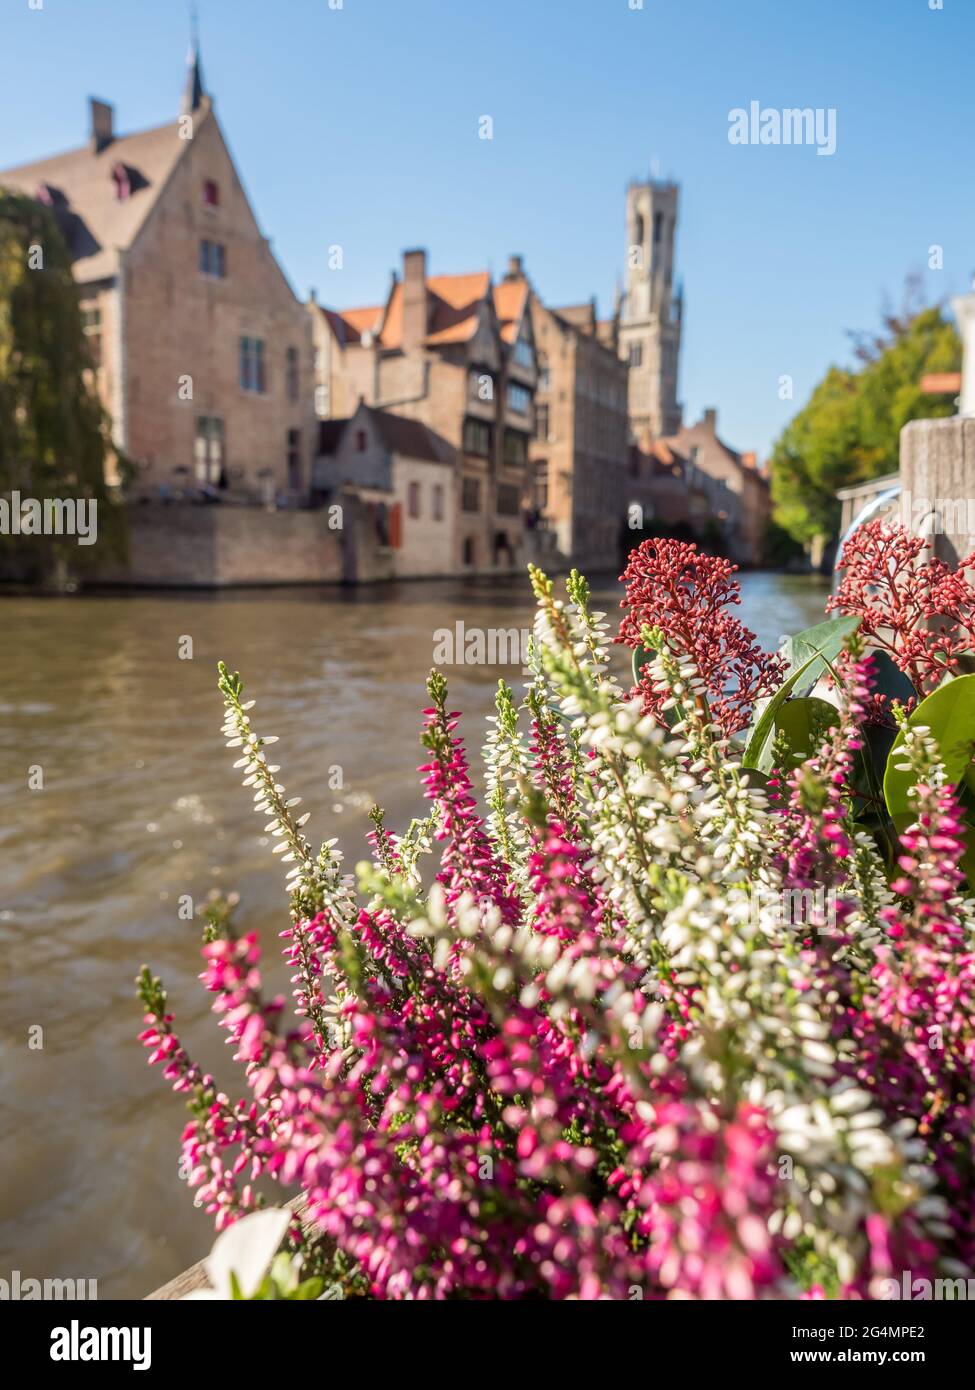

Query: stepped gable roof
553;302;597;336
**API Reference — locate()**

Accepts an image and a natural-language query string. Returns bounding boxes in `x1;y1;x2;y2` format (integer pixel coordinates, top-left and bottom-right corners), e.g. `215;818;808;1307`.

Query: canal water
0;570;830;1296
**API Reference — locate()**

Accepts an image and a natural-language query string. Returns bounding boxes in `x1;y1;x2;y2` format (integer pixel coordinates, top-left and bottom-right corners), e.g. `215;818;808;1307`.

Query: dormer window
35;182;65;208
203;179;219;208
111;163;132;201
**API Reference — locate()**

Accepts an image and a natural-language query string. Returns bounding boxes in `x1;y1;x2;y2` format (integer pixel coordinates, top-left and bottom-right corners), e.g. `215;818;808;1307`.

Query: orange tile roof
333;270;523;353
493;279;528;344
921;372;962;394
379;284;403;348
323;304;384;345
430;271;491;310
342;305;384;335
424;318;481;346
378;270;492;349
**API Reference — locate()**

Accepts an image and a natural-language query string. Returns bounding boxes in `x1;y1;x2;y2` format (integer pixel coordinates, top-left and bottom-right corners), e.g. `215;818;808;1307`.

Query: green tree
0;190;126;584
770;301;960;552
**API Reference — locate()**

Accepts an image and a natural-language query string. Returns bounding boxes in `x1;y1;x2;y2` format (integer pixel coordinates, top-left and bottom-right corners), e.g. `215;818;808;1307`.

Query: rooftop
0;43;211;284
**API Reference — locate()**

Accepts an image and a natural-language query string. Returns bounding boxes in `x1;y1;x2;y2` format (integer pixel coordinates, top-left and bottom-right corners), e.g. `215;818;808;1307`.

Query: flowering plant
828;519;975;697
138;543;975;1299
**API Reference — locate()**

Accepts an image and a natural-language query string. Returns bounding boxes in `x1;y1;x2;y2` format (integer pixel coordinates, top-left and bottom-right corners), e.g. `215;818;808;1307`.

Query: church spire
181;6;206;115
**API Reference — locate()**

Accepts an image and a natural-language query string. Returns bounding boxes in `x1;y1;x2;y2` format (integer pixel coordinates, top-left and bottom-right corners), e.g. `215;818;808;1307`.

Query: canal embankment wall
95;494;393;588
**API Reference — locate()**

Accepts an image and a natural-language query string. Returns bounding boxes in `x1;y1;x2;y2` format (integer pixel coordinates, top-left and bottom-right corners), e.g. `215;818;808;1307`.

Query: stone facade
656;410;769;565
310;249;537;573
3;50;779;583
315;402;457;578
624;436;712;537
0;52;316;507
95;501;351;587
617;178;683;439
524;288;629;571
121;106;314;502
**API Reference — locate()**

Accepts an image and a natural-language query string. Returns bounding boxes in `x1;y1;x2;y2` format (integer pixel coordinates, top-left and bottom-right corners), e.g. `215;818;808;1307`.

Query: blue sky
1;0;972;457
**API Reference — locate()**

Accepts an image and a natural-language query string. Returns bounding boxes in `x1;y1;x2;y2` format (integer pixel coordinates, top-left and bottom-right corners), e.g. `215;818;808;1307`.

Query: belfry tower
618;177;683;438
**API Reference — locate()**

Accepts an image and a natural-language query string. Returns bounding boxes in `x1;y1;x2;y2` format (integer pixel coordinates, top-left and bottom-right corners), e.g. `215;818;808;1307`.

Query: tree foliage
770;297;961;547
0;190;126;580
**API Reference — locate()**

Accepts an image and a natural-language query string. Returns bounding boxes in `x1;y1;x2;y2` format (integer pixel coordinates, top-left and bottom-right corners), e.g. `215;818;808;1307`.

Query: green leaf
867;649;918;706
293;1277;325;1300
961;830;975;888
851;722;897;821
630;643;684;728
777;614;863;697
758;696;839;774
883;673;975;828
632;644;652;690
743;615;860;769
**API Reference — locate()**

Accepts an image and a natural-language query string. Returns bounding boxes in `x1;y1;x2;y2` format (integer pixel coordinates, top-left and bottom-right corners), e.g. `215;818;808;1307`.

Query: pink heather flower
139;570;975;1299
420;672;521;928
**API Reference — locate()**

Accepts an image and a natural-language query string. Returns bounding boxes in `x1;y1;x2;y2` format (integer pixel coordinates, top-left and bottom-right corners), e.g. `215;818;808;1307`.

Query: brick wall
122;111;315;500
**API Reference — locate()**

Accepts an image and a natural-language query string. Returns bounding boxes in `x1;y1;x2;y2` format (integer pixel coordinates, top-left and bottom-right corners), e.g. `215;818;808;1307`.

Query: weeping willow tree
0;190;126;584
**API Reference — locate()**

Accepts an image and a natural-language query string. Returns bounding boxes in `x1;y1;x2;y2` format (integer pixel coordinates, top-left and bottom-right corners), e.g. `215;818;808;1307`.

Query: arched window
633;212;645;247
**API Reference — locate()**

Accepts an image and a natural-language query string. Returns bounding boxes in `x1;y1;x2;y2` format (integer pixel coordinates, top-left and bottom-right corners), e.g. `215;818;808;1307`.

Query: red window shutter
389;502;403;549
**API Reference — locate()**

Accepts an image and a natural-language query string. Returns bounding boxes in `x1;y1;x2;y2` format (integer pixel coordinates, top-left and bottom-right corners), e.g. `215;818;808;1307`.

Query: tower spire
181;5;206;115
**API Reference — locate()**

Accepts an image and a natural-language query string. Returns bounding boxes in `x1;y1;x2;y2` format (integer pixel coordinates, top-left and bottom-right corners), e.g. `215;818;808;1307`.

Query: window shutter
388;502;403;550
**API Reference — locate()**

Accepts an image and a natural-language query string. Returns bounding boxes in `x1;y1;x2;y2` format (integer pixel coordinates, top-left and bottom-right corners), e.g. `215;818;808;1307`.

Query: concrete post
951;289;975;417
900;415;975;563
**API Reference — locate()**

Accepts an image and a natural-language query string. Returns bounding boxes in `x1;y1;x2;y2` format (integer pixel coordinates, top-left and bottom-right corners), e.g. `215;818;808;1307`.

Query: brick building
625;435;715;539
314;403;456;578
310;248;537;571
650;405;773;564
0;44;315;505
514;274;629;571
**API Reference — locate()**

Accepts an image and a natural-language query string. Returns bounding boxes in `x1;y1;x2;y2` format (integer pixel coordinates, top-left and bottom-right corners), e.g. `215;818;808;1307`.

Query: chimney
89;98;114;153
505;254;524;280
702;407;717;431
401;248;428;354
